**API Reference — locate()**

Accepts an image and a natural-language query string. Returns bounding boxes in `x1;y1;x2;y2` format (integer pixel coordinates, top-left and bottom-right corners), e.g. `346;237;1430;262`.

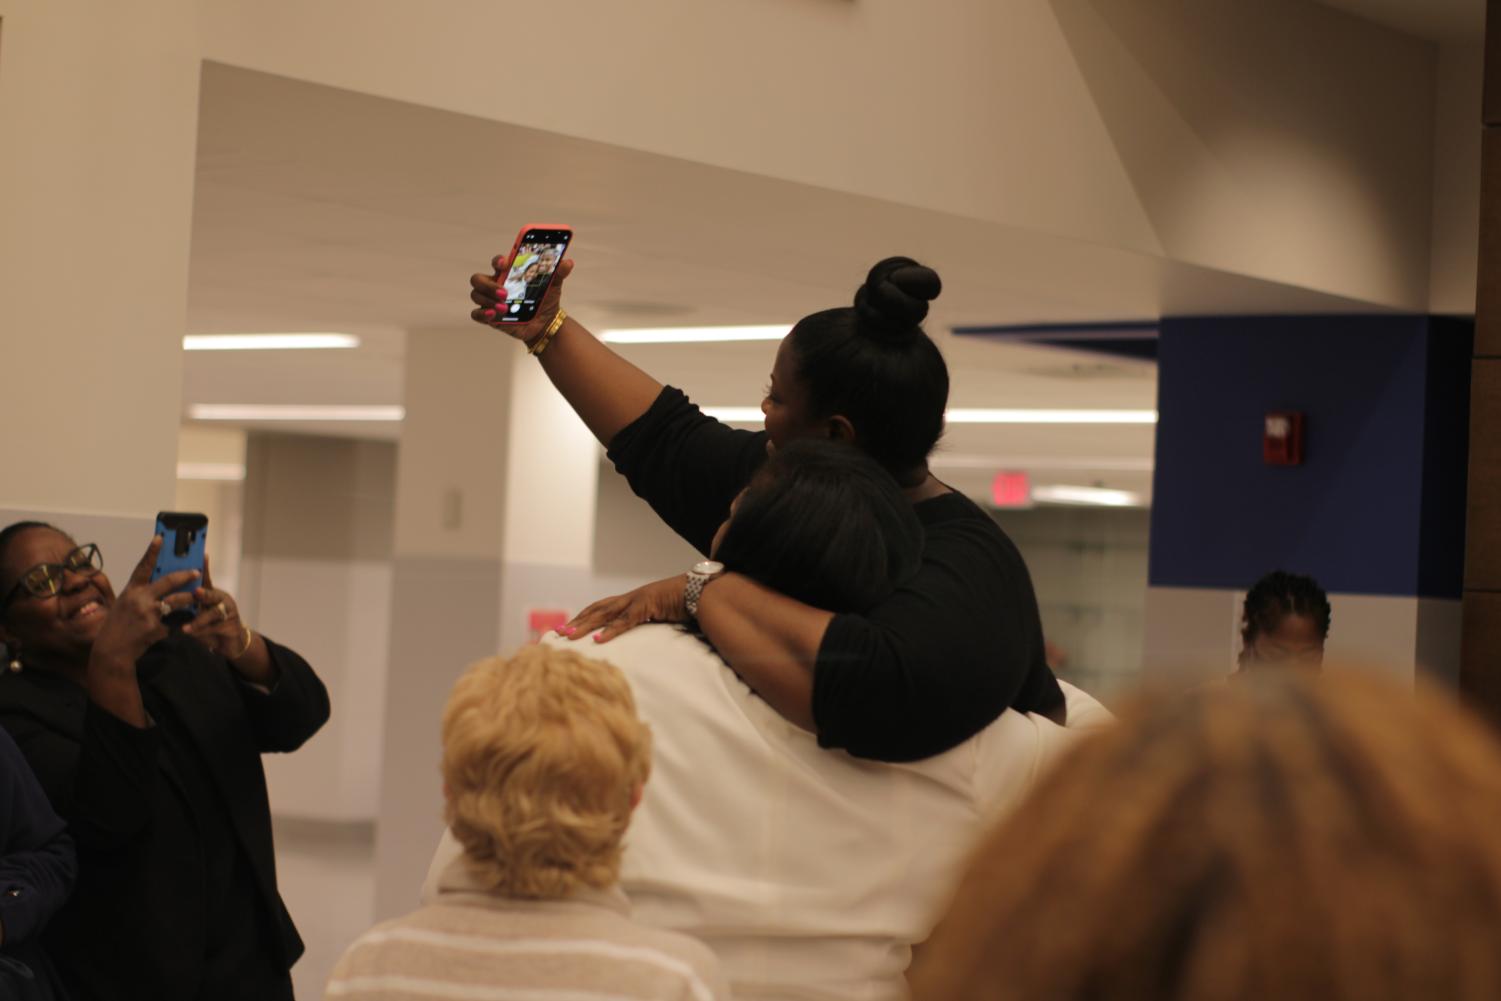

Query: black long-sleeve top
606;386;1064;762
0;634;331;1001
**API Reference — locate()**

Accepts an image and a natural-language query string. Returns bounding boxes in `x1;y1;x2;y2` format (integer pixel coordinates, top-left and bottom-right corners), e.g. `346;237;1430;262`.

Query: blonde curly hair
442;645;652;899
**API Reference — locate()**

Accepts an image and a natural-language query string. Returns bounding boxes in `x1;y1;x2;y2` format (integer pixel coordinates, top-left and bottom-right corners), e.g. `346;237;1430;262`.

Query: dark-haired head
0;521;62;618
764;257;948;485
711;440;923;613
0;520;117;674
1239;570;1331;672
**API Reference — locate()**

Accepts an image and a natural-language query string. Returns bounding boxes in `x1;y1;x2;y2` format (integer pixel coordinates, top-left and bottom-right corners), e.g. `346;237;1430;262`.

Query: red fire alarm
1263;411;1305;466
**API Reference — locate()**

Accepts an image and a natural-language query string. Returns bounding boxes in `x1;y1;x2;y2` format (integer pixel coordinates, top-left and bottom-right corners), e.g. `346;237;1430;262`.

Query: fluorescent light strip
701;407;766;423
946;409;1157;424
183;333;361;351
931;454;1154;472
176;462;247;482
188;404;404;422
601;325;791;345
1031;485;1143;507
703;407;1157;425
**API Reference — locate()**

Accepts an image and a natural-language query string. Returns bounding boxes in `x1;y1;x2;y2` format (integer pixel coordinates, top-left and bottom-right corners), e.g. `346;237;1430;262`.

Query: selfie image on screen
503;240;568;307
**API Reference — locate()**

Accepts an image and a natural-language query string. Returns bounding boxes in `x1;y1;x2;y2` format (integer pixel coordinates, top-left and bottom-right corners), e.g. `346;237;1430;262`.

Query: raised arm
470;257;663;447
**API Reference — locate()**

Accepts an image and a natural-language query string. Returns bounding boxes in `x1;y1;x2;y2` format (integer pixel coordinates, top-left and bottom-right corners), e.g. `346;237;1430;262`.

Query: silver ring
157;600;172;618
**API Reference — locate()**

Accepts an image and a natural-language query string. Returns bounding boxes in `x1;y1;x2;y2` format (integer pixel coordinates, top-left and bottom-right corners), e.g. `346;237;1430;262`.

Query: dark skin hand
86;537;200;728
469;256;665;447
182;556;276;688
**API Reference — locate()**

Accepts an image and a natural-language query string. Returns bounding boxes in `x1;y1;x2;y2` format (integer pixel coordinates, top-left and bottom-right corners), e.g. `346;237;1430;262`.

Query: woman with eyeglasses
0;521;330;1001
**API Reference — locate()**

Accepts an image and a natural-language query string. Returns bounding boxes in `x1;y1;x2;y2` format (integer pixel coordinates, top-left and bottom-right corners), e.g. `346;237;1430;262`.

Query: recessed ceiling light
1031;485;1143;507
188;404;404;422
945;409;1157;424
183;333;362;351
176;462;247;481
601;326;790;344
930;454;1154;471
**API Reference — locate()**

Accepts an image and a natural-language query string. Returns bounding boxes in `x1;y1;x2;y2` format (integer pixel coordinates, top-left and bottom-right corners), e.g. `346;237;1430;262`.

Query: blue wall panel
1149;315;1471;598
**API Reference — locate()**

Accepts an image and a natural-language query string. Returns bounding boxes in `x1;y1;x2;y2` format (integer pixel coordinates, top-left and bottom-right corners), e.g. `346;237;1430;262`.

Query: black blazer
0;635;330;1001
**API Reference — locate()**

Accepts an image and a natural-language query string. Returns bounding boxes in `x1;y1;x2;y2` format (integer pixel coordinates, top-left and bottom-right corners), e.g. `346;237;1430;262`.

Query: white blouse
425;627;1108;1001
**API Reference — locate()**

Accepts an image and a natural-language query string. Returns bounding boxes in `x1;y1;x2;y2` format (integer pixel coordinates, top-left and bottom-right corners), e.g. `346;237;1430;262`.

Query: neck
900;466;952;502
22;651;90;688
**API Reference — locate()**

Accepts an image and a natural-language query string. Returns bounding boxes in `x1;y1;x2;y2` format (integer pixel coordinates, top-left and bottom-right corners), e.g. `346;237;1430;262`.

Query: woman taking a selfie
0;522;330;1001
469;252;1063;762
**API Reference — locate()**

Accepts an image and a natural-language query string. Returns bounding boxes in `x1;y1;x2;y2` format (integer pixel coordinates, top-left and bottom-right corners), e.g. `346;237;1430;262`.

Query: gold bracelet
527;307;568;357
232;624;254;660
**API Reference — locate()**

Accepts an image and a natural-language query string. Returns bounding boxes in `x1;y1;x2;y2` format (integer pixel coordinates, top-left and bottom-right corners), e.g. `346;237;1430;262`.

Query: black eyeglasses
1;544;103;613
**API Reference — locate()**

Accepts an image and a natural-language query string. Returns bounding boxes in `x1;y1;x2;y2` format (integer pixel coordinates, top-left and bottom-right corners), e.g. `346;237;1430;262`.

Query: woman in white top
427;442;1108;1001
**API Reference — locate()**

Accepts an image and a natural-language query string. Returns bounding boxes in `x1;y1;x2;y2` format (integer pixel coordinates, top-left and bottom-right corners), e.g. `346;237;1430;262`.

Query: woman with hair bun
468;254;1064;762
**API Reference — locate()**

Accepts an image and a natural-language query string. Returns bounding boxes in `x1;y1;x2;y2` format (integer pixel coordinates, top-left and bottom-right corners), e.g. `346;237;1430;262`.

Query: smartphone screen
498;227;572;323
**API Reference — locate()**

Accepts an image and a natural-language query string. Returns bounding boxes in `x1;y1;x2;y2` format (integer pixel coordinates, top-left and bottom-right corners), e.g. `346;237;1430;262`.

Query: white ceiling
182;64;1397;504
1309;0;1484;43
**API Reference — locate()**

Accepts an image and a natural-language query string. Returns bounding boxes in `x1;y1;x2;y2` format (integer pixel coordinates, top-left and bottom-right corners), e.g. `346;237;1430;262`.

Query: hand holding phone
494;224;571;323
470;224;573;336
149;512;207;627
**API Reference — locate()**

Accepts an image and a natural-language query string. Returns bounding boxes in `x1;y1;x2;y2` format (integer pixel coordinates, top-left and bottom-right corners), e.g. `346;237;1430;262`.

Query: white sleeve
1059;679;1114;732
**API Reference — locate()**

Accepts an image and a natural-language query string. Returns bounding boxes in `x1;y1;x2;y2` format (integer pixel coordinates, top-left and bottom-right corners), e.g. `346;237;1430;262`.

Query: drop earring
1;644;19;673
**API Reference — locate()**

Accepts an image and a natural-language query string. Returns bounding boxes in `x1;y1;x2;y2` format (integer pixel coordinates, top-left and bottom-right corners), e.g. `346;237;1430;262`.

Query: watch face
692;560;725;576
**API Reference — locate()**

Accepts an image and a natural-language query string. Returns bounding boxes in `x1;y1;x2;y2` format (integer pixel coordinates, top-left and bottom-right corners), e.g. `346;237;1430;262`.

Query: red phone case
501;223;572;273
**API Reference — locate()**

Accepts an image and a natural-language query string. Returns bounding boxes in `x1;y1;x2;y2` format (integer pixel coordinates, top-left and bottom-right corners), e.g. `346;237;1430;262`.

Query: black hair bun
852;256;942;343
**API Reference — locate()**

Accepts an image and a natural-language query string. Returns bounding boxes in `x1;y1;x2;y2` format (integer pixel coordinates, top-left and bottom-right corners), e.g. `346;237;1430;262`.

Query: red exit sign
991;471;1032;508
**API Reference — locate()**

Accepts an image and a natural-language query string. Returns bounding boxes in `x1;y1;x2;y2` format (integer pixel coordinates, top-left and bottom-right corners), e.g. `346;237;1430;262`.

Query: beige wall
1430;42;1484;315
197;0;1441;309
0;0;200;516
240;433;398;822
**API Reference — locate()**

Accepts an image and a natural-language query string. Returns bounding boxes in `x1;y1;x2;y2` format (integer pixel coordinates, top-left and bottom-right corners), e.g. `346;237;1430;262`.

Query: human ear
826;415;857;443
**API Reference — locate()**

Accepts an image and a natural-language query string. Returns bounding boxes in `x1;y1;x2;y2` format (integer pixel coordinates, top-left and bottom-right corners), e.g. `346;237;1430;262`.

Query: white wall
196;0;1442;308
1000;505;1150;705
1142;586;1463;688
0;0;200;517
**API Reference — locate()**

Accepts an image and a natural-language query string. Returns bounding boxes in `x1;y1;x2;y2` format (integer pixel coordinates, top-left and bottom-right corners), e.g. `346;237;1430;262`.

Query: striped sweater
325;859;728;1001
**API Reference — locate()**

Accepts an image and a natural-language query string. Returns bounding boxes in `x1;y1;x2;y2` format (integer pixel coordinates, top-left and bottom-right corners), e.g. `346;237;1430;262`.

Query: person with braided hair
469;253;1066;763
1237;570;1331;673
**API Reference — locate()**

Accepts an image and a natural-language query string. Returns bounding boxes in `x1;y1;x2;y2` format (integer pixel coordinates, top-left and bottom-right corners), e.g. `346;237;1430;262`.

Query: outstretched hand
558;575;689;644
469;255;574;343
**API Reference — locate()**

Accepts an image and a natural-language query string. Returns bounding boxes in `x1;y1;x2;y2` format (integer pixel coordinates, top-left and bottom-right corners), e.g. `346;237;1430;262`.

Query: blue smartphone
150;512;207;627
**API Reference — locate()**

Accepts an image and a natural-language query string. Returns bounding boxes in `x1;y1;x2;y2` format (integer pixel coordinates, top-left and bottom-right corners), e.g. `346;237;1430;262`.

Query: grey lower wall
373;555;504;920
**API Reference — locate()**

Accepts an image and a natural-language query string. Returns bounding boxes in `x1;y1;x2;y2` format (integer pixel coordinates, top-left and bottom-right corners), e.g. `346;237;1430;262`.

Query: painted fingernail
558;625;575;636
593;633;606;643
483;309;496;319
